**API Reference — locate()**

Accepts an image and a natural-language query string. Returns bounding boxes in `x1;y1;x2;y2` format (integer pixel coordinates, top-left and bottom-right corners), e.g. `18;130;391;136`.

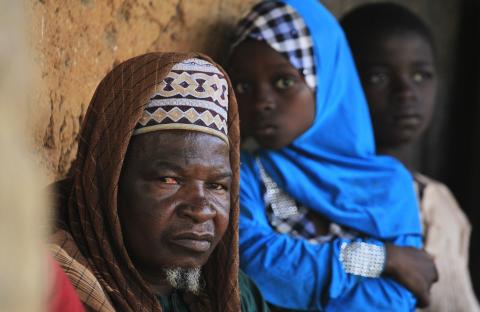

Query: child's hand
383;244;438;308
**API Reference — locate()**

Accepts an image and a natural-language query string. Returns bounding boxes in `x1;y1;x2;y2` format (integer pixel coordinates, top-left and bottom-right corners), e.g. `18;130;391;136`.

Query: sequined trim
339;241;385;278
257;157;298;218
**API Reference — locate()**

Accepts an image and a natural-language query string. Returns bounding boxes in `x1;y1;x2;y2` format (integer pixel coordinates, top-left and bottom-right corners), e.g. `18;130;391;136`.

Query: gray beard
162;267;203;295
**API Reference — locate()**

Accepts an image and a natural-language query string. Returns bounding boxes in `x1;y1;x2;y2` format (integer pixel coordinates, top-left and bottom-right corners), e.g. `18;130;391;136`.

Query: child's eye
234;82;251;95
366;72;389;86
412;71;433;83
158;177;179;185
274;77;295;90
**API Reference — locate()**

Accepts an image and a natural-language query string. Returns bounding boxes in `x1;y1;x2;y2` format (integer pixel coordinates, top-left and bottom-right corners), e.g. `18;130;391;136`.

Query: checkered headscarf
234;1;316;89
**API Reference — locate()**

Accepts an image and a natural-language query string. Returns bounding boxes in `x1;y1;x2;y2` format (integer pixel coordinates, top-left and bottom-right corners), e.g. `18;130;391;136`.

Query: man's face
356;33;437;148
228;40;315;149
118;130;231;278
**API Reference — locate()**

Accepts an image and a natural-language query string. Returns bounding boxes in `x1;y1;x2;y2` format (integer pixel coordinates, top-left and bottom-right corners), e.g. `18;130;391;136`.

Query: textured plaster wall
29;0;459;181
28;0;257;181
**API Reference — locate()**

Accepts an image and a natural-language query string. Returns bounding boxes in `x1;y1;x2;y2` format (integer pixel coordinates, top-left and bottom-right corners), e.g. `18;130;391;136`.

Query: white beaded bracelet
339;241;386;278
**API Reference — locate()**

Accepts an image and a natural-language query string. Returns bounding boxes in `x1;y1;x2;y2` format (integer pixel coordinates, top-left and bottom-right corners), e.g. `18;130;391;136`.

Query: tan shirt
415;174;479;312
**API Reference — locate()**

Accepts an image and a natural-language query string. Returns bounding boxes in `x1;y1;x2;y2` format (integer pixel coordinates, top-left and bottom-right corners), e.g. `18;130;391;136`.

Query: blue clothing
241;153;418;311
237;0;423;310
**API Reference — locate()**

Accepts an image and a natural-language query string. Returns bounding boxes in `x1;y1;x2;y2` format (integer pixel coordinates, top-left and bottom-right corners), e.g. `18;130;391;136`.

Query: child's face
356;33;437;148
228;40;315;149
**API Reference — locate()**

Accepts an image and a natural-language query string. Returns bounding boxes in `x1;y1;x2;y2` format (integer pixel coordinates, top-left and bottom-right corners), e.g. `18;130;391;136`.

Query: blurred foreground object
0;1;49;311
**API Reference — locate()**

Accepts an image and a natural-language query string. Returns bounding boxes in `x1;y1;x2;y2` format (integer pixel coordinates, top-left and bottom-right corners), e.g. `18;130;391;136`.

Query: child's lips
255;124;277;136
392;113;422;126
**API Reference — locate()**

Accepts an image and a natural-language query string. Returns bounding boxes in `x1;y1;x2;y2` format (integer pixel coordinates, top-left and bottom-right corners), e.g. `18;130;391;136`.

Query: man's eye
234;82;251;95
207;183;227;191
158;177;179;185
274;77;295;90
366;72;388;86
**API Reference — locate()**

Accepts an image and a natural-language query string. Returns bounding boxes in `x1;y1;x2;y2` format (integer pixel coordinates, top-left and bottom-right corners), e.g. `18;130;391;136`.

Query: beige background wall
28;0;258;180
29;0;459;181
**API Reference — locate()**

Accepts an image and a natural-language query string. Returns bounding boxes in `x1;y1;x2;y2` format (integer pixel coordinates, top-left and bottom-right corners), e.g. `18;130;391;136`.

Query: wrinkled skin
228;40;316;149
118;130;231;294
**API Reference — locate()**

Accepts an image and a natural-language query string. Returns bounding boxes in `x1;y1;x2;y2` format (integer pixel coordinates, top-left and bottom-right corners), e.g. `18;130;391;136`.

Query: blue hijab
236;0;422;310
241;0;422;240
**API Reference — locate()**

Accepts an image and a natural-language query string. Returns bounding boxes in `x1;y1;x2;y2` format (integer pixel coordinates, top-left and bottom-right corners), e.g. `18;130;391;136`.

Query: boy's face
356;33;437;148
228;40;315;149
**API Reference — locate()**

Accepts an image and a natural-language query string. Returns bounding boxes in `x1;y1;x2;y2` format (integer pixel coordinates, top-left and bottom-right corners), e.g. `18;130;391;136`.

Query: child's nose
253;86;275;112
392;75;415;101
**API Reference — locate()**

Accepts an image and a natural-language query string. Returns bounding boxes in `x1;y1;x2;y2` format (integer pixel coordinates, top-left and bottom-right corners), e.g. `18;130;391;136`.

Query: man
50;53;268;311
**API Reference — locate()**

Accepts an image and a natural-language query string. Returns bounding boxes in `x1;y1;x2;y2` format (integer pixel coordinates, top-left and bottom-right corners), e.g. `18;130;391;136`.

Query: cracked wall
29;0;459;181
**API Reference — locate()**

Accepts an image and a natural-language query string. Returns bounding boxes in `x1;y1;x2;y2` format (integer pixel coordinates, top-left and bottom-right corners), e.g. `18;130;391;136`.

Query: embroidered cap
233;1;316;90
134;58;229;144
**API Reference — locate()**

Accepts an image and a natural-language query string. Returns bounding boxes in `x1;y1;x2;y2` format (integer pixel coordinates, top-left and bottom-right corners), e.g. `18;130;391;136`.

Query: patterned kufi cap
134;58;229;144
233;1;316;90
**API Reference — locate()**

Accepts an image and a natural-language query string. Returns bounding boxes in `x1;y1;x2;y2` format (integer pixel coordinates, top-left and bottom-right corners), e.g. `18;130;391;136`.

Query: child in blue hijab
227;0;437;310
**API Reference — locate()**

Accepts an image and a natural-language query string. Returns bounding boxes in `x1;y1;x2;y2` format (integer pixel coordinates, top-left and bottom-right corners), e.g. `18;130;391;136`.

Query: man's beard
162;267;203;295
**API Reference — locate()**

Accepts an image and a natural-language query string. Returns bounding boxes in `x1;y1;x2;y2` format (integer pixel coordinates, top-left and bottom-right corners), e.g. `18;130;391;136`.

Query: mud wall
28;0;258;180
29;0;459;181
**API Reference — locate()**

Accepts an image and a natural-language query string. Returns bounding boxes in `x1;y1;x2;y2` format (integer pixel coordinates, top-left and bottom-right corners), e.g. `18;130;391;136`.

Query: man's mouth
170;232;214;252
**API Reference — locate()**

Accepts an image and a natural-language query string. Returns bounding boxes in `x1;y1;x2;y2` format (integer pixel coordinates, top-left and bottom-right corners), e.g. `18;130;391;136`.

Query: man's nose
179;183;216;223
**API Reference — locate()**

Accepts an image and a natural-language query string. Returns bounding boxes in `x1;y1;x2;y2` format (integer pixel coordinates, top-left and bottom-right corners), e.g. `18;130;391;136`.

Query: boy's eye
366;72;389;86
234;82;251;95
412;71;433;83
274;77;295;90
158;177;179;185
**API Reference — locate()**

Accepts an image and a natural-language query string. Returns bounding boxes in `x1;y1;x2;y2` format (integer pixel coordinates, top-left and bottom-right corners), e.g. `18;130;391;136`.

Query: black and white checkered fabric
234;1;316;90
256;157;357;244
257;157;386;277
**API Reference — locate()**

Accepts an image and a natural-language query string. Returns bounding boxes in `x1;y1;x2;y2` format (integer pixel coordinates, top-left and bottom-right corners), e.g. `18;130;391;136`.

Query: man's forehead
129;130;230;168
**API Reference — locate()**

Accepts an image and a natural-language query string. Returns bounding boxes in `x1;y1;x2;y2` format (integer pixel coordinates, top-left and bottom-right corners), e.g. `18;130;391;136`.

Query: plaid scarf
234;1;316;90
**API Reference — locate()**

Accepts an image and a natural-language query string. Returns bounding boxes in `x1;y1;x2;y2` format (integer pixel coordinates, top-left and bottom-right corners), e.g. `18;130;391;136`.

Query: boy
342;3;479;311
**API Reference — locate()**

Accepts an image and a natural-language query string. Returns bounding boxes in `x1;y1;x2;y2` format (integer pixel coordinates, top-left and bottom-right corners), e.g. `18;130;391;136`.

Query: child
228;0;437;311
342;3;480;311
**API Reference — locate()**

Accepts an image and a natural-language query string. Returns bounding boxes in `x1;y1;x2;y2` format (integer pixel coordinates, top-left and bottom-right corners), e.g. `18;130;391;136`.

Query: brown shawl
50;52;240;312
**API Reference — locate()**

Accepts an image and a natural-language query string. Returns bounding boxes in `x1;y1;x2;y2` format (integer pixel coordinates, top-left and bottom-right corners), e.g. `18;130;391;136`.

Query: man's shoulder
49;231;115;312
239;270;271;312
